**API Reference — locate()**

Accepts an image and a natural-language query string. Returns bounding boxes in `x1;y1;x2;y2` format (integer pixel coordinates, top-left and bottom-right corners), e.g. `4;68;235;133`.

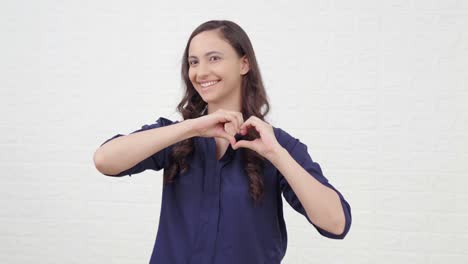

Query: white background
1;0;467;263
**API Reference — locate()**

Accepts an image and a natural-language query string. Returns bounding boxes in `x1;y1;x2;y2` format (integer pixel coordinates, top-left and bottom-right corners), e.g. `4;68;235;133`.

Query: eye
210;56;220;61
188;60;197;66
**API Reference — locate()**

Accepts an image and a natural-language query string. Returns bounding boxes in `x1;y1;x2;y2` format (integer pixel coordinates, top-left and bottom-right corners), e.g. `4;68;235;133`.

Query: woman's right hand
192;109;245;147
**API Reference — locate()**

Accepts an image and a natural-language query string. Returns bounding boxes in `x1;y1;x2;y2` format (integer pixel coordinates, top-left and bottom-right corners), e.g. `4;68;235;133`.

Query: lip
200;80;220;90
198;79;220;84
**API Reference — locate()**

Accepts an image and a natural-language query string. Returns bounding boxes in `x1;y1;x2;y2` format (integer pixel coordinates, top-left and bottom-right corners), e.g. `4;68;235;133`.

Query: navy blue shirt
100;116;352;264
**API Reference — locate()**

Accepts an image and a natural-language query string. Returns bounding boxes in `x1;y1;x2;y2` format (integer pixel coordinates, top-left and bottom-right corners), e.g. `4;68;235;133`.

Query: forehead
188;30;233;56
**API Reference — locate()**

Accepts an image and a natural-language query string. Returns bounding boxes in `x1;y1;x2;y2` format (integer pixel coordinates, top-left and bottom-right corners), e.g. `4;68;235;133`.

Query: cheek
188;70;198;87
188;68;193;80
221;64;240;80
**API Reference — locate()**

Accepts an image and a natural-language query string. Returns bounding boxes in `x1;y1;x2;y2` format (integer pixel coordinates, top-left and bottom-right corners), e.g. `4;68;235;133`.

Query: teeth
200;80;219;88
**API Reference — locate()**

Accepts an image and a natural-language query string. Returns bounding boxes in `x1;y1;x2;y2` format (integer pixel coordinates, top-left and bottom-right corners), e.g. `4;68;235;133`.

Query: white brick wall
1;0;467;263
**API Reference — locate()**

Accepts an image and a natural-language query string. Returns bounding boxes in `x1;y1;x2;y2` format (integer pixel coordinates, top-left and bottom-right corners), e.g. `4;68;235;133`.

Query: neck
207;102;241;115
206;88;242;115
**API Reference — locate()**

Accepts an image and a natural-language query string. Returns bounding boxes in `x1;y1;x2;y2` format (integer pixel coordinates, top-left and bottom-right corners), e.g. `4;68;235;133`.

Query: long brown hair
163;20;271;207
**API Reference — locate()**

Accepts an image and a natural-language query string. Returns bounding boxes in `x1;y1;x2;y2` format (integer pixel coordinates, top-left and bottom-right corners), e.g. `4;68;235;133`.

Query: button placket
190;137;240;264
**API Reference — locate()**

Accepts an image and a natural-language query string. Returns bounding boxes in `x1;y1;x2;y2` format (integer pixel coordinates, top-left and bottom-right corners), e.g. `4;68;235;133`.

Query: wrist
180;118;200;139
266;144;288;164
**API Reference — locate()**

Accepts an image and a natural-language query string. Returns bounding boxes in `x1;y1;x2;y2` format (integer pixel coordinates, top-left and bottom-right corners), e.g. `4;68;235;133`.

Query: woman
94;20;352;264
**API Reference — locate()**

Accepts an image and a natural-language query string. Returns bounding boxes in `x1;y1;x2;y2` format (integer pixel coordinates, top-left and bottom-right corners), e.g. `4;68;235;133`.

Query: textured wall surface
1;0;467;263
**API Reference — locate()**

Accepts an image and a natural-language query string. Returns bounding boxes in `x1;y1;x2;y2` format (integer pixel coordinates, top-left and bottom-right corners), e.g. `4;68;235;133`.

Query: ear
240;55;250;75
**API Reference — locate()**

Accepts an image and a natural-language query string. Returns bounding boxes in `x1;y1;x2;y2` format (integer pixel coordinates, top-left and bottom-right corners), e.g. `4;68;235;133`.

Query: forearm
94;119;198;175
268;147;345;235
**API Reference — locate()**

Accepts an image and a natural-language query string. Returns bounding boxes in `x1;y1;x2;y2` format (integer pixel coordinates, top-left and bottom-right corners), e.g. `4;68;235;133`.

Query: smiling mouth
200;80;220;89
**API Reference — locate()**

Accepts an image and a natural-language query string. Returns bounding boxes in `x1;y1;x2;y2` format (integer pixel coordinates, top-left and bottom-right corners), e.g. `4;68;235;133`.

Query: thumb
219;131;236;146
233;140;250;150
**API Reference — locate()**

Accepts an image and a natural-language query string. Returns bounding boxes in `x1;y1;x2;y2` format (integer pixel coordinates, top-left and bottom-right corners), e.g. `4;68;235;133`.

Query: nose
195;61;210;79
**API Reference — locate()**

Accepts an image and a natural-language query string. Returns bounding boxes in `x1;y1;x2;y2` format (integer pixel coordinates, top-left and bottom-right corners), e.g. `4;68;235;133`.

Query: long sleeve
275;128;352;239
99;116;178;177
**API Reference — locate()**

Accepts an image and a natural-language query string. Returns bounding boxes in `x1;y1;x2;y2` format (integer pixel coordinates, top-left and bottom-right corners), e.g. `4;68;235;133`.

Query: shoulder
272;125;310;165
155;116;179;126
140;116;180;130
272;125;304;151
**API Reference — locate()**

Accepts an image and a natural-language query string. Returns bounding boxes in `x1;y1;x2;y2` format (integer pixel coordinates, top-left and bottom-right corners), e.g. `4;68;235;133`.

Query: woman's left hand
232;116;284;161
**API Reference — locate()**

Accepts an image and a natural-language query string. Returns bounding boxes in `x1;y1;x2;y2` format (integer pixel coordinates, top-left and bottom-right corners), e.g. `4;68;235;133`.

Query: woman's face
188;30;249;104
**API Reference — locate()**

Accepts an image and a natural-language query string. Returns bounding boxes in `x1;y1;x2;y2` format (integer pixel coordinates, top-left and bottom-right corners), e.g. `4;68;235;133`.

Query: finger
227;111;240;131
240;117;259;134
218;111;230;123
232;139;249;150
229;112;240;133
243;117;270;137
224;122;237;137
233;139;258;152
220;131;237;146
225;117;238;136
240;122;253;135
218;112;237;132
226;110;243;134
236;112;244;133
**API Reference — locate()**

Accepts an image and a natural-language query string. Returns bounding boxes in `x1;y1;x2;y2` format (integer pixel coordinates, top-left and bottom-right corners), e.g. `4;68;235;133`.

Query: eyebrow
188;51;223;59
